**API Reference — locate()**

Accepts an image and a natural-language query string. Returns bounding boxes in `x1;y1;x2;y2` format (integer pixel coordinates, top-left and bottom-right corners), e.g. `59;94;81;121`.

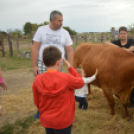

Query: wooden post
16;34;19;50
7;34;13;57
92;33;94;44
76;36;78;46
32;31;34;45
84;33;87;42
111;27;115;41
0;35;5;57
133;28;134;39
106;32;108;41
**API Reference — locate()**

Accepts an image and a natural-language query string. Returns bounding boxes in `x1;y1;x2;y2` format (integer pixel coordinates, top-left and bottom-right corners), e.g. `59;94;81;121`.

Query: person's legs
75;96;82;109
81;98;88;110
78;103;83;109
45;128;55;134
55;125;72;134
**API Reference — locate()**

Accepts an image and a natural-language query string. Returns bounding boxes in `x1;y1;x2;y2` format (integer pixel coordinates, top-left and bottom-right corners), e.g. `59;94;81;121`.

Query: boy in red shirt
32;46;84;134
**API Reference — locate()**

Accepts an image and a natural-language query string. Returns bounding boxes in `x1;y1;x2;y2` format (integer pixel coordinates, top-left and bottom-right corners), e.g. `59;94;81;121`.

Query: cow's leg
86;84;91;101
103;89;115;115
87;84;91;95
119;93;130;120
120;93;130;120
122;104;130;120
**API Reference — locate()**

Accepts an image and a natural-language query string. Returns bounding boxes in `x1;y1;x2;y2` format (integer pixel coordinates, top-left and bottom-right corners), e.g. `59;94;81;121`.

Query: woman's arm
83;69;98;83
82;75;96;83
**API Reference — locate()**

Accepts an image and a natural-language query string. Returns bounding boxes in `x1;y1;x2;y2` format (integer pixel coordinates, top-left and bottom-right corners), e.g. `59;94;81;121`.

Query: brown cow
73;43;134;120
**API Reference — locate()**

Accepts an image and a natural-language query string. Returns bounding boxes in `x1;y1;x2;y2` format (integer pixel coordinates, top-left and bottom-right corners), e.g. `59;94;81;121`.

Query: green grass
0;115;36;134
0;48;32;71
0;57;32;71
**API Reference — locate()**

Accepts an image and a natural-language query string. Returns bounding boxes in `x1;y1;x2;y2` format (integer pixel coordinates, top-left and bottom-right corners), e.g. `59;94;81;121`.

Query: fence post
7;34;13;57
106;32;108;41
76;36;78;46
133;28;134;39
16;34;19;50
111;27;115;41
92;33;94;44
0;35;5;57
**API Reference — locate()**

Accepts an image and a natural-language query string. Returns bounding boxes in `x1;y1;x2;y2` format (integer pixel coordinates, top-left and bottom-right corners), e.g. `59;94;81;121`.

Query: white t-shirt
33;25;73;62
75;75;96;97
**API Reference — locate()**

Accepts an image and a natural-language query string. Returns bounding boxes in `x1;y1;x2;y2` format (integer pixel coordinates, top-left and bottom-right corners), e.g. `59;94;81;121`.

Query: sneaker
78;104;82;109
34;110;40;119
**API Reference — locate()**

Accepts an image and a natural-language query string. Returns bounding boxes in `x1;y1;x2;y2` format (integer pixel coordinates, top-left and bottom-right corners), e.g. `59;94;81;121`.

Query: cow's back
74;43;134;93
73;43;107;68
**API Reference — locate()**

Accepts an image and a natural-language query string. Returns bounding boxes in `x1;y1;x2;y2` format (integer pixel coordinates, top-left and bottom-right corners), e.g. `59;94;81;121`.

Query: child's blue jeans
75;96;88;110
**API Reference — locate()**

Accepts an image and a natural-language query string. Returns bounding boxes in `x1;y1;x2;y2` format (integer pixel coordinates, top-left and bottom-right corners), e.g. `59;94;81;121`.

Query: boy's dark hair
43;46;62;67
119;26;127;33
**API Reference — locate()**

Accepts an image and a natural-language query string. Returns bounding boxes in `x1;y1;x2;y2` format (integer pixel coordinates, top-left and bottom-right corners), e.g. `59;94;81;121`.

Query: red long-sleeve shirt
32;66;84;129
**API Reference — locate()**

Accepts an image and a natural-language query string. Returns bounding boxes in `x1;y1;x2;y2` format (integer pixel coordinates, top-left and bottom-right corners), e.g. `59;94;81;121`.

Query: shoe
78;104;82;109
34;110;40;119
82;107;88;110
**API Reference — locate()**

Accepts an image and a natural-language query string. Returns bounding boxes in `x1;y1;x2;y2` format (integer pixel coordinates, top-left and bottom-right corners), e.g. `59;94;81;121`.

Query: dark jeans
45;125;72;134
75;96;88;110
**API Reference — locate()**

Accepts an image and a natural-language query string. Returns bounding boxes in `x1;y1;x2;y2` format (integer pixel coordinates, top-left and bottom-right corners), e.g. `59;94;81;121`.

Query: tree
38;23;44;27
0;31;7;37
23;22;32;34
128;23;134;38
44;21;50;25
63;26;77;35
31;23;38;32
13;29;23;38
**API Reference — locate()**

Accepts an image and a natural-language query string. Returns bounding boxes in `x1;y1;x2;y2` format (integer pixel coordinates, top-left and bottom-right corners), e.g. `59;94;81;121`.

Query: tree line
0;21;77;39
1;22;134;39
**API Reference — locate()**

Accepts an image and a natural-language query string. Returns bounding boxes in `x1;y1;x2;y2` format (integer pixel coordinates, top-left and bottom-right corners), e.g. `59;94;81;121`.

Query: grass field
0;42;134;134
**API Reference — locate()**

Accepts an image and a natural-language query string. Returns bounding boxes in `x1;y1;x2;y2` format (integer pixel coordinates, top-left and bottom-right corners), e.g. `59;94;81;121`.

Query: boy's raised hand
63;59;71;69
95;69;98;77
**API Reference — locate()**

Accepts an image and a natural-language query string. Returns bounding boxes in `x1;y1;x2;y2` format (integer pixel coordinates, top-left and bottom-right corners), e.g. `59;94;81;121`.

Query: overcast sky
0;0;134;33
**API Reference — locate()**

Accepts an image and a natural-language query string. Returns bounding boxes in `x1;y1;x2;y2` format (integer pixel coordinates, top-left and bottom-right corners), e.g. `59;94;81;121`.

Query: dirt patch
0;69;34;95
0;69;35;127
